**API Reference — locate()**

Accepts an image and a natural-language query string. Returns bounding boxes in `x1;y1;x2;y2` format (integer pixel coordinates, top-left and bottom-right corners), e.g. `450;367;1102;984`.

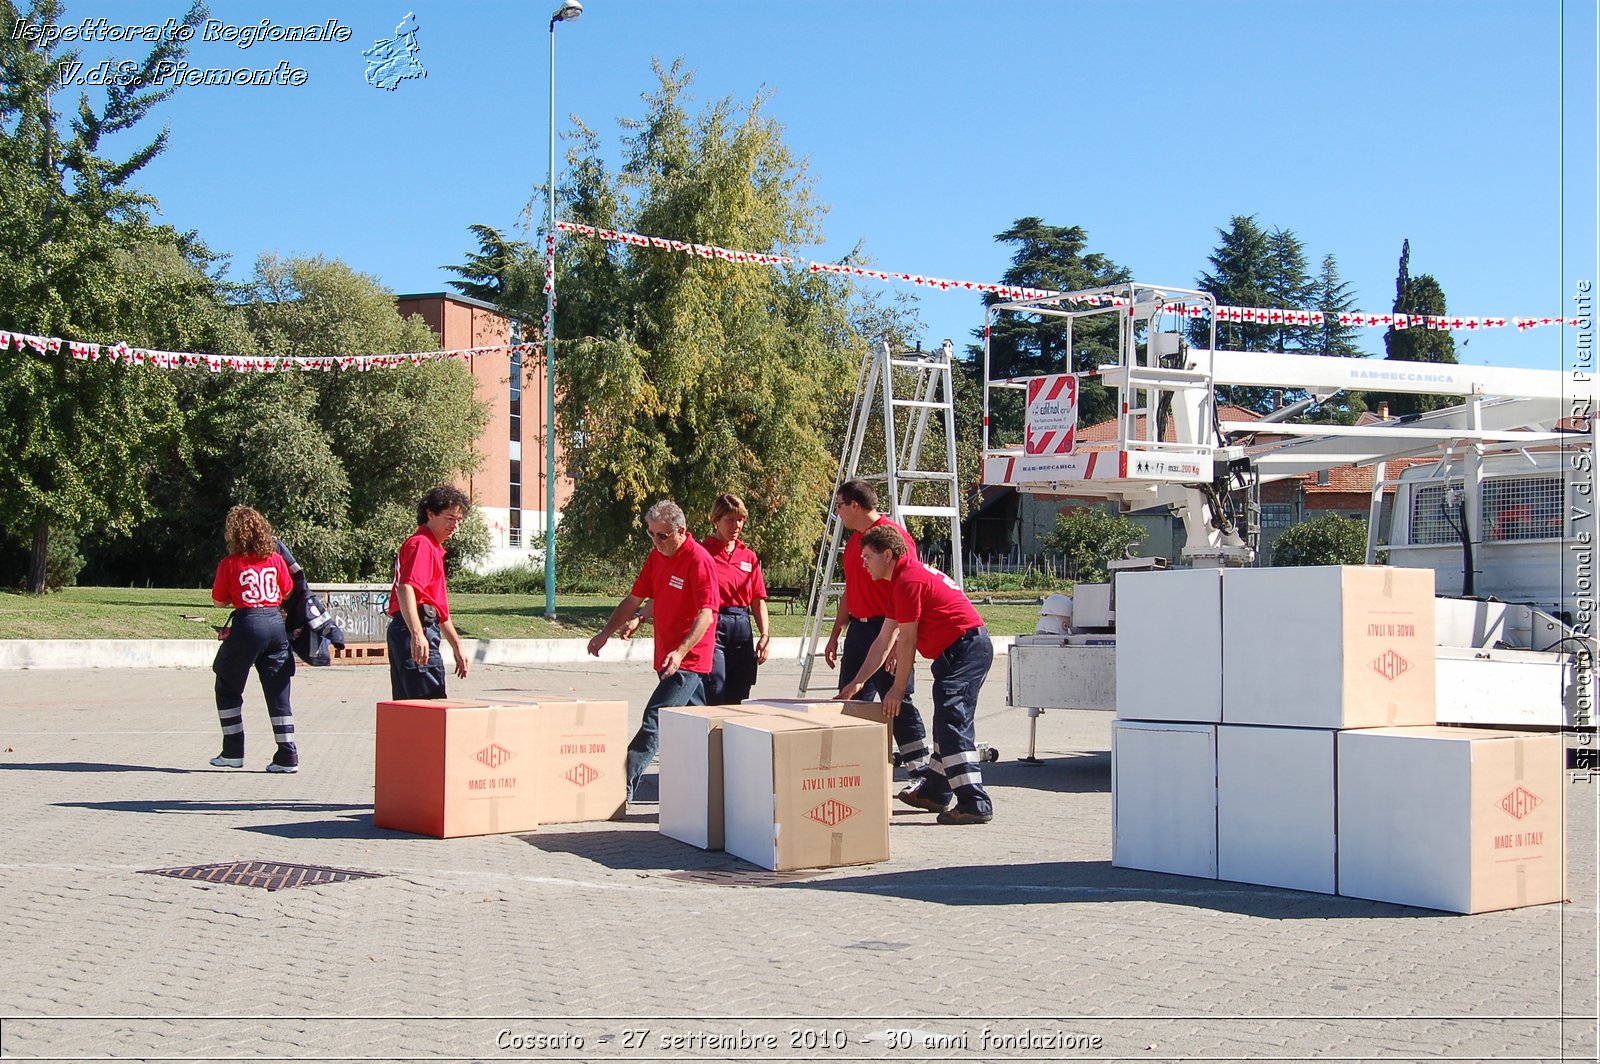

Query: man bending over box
857;523;995;825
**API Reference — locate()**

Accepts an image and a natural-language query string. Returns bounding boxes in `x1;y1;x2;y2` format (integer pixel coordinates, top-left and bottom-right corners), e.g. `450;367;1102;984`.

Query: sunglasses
646;529;678;541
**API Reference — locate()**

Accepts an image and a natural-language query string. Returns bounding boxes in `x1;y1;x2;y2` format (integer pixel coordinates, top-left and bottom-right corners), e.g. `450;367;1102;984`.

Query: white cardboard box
1112;720;1217;879
1223;565;1436;729
1216;725;1336;894
658;705;763;850
1115;569;1223;722
723;714;890;872
1337;727;1566;913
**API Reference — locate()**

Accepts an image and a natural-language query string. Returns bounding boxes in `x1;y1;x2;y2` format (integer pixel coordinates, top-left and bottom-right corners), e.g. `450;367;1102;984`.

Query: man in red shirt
859;523;995;824
589;499;719;800
386;485;471;700
828;479;930;786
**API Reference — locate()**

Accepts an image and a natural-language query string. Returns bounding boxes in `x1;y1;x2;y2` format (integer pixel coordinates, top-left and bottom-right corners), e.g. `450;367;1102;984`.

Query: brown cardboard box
1223;566;1437;729
722;713;890;871
521;700;628;824
374;699;542;838
658;705;766;850
1337;727;1566;913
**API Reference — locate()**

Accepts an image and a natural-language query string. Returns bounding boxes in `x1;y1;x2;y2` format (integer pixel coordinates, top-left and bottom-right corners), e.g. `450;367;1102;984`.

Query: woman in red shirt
700;493;771;704
209;506;298;773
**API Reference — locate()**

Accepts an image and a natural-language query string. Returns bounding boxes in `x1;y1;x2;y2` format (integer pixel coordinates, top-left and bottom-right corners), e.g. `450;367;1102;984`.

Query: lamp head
550;0;583;26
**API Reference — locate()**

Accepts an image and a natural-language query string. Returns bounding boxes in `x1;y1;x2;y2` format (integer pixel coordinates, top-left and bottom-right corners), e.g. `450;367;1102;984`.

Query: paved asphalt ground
0;654;1595;1063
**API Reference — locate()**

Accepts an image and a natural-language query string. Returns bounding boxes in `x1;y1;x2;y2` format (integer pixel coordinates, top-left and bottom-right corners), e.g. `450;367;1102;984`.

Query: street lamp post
545;0;581;620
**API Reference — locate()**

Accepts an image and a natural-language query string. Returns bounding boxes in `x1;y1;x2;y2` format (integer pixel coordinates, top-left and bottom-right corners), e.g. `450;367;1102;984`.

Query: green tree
1265;227;1317;353
1313;254;1363;358
1190;215;1275;354
1190;215;1279;411
0;0;218;593
244;256;489;579
446;223;542;314
89;257;491;586
1380;239;1458;415
978;218;1129;444
1305;253;1369;423
71;238;260;586
540;60;897;577
1041;505;1148;584
1270;513;1369;566
1193;217;1363;414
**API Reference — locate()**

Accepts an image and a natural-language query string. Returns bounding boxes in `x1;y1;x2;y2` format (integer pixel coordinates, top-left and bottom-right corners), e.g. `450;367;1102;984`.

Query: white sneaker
266;745;299;773
209;754;244;768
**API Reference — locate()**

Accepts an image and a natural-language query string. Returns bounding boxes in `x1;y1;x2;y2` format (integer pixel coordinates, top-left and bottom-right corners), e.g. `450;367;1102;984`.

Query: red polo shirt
387;526;450;621
631;537;719;672
702;535;768;608
885;553;983;660
213;553;292;609
843;515;918;620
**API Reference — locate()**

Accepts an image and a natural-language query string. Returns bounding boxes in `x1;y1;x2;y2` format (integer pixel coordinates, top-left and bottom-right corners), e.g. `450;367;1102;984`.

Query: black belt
719;605;749;615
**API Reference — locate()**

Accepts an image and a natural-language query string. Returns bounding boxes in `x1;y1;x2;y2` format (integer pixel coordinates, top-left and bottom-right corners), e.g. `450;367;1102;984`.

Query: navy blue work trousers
705;606;758;705
387;609;445;700
839;614;928;764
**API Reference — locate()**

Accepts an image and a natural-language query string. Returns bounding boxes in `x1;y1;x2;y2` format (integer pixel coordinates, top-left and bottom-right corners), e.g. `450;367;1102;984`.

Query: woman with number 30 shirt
209;505;299;773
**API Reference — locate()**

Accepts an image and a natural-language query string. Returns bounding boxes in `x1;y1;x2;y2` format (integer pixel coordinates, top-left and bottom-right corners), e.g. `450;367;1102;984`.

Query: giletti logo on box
563;763;601;788
474;744;514;769
804;799;857;827
1498;786;1542;820
1369;648;1412;682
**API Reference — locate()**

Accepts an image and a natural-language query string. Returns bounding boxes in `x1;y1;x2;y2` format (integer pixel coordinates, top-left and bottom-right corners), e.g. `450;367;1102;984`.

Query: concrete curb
0;635;1014;670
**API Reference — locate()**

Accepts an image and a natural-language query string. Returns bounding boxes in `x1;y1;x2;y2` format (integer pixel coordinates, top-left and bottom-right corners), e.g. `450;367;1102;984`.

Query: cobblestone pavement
0;656;1594;1063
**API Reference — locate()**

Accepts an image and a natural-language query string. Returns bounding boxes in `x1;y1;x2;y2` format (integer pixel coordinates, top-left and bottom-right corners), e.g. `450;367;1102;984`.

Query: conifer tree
1381;239;1457;415
979;217;1129;437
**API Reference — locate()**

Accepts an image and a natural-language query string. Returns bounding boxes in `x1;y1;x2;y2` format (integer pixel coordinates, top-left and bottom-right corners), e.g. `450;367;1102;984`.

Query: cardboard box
1115;569;1222;722
723;713;891;871
1111;720;1217;879
1223;566;1436;729
1216;725;1336;894
522;700;628;824
742;698;896;761
1337;727;1566;913
374;699;542;838
658;705;765;850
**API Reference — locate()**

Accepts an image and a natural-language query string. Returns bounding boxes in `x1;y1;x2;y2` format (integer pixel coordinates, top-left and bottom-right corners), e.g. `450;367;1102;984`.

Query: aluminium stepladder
796;339;966;696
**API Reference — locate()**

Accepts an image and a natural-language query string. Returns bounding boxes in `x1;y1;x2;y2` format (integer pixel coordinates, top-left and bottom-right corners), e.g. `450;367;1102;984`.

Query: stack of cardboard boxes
1111;566;1566;913
656;700;891;872
374;698;629;837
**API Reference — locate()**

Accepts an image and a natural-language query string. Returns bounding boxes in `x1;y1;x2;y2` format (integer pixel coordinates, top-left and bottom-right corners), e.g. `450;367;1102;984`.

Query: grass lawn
0;587;1048;641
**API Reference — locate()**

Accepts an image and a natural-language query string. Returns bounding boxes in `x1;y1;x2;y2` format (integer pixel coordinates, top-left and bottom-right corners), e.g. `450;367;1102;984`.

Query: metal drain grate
657;866;826;887
140;861;383;891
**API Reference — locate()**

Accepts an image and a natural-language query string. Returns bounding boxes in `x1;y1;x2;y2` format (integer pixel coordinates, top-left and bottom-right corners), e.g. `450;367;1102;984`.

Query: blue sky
51;0;1598;373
